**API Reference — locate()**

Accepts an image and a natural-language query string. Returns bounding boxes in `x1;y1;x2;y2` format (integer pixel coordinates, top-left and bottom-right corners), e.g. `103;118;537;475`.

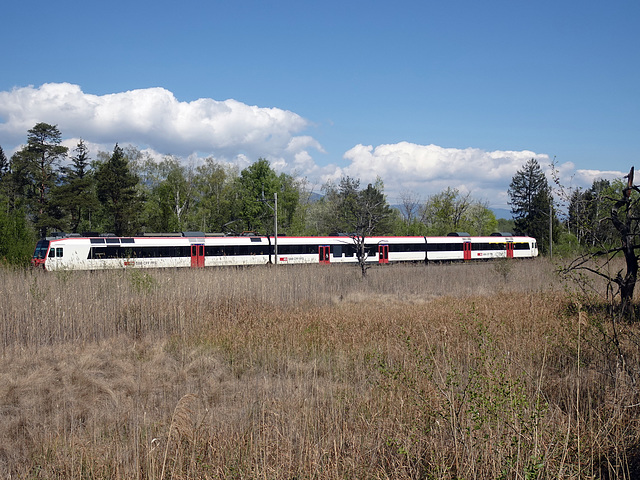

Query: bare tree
561;166;639;319
399;191;421;225
323;177;393;277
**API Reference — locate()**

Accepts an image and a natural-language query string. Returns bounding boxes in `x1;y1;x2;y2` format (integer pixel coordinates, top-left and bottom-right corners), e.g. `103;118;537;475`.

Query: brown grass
0;259;639;478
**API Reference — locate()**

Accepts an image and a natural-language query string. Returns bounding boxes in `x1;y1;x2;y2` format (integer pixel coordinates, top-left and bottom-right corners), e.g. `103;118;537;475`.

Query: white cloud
0;83;319;164
337;142;625;209
0;83;626;211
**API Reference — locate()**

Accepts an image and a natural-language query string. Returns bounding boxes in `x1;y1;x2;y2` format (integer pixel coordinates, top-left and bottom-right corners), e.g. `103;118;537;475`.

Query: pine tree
11;123;68;237
508;158;555;253
95;144;142;236
52;139;99;233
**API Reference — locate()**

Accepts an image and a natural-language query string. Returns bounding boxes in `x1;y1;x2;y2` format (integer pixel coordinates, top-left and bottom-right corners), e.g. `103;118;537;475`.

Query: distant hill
492;208;512;220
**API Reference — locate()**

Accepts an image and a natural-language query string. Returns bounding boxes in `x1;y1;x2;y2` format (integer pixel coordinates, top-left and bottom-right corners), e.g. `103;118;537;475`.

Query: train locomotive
31;232;538;271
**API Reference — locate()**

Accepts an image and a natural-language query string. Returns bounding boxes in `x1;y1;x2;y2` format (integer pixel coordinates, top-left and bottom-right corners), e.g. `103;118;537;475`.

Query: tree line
0;122;621;266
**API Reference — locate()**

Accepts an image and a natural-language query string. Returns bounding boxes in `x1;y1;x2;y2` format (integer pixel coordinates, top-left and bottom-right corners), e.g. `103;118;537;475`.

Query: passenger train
31;232;538;271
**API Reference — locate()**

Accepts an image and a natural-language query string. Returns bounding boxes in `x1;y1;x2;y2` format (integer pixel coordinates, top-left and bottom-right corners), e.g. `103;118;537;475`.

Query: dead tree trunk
610;168;638;319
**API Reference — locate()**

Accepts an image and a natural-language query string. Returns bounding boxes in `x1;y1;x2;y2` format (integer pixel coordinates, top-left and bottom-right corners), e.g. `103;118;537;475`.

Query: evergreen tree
0;146;8;179
51;139;99;233
508;158;556;253
11;123;68;237
95;144;142;236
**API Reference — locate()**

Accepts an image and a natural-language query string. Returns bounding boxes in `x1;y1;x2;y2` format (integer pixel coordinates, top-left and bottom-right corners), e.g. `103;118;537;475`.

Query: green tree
235;158;300;235
235;158;280;233
0;146;8;180
0;197;34;265
496;217;516;233
508;158;557;253
141;156;196;232
10;123;68;237
464;201;498;236
95;144;143;236
421;187;471;235
192;158;237;233
51;139;99;233
419;187;497;235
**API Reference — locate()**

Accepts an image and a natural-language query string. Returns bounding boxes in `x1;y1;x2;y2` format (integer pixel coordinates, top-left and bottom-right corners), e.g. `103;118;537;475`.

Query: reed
0;259;637;478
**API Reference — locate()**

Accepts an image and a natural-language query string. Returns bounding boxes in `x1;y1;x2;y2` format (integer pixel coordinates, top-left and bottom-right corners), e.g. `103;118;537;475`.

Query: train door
190;244;205;268
378;244;389;264
319;245;330;264
463;241;472;261
506;241;514;259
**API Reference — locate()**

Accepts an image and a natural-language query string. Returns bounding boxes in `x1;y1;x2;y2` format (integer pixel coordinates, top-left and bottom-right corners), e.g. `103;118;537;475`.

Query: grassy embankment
0;259;639;478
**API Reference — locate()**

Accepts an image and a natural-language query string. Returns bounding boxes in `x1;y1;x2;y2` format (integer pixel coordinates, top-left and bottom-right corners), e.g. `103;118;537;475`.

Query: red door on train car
378;244;389;264
319;246;330;264
191;244;205;267
506;241;514;259
463;241;472;261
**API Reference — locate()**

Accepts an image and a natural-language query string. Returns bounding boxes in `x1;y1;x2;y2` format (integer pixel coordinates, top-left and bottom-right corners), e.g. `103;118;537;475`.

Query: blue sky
1;0;638;210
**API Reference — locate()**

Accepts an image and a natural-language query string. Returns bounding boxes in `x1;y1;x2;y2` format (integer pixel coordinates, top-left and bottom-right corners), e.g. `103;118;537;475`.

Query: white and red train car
31;232;538;271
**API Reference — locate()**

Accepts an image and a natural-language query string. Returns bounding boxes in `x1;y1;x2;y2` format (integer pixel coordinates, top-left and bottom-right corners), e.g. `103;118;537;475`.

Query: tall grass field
1;259;639;479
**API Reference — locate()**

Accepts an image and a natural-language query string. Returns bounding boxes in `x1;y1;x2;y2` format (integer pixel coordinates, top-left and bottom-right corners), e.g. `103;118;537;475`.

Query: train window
121;238;135;243
33;240;49;259
333;245;343;257
427;243;463;252
90;238;105;244
206;246;225;256
56;248;63;257
472;243;505;251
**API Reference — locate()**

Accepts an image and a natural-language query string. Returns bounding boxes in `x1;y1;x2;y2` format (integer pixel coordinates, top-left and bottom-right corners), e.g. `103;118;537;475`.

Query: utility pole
549;203;553;259
260;189;278;265
274;192;278;265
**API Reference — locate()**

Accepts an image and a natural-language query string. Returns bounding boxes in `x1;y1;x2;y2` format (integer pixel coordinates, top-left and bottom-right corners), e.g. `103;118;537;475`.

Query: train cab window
56;248;63;258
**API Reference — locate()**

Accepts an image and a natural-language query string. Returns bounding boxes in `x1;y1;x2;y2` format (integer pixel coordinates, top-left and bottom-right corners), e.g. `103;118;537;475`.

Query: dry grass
0;259;639;478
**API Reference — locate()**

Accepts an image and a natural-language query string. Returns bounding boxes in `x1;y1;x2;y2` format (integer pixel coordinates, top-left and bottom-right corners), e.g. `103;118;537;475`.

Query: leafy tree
234;158;300;236
235;158;280;234
421;187;471;234
464;201;498;236
95;144;143;236
508;158;557;253
192;158;237;233
10;123;68;237
496;218;516;233
51;139;99;233
419;187;497;235
0;197;34;265
141;156;196;232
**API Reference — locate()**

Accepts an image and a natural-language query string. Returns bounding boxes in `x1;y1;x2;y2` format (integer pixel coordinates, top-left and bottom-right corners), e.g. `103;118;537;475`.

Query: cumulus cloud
0;83;625;211
336;142;625;208
0;83;319;165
